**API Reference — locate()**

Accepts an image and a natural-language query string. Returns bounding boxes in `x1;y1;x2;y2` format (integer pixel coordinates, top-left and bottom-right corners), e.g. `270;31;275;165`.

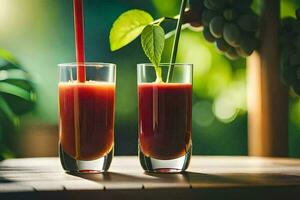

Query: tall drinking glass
58;63;116;173
137;63;193;173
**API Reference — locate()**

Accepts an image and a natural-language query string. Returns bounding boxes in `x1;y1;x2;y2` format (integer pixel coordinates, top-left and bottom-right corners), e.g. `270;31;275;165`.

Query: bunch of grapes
189;0;259;60
280;9;300;95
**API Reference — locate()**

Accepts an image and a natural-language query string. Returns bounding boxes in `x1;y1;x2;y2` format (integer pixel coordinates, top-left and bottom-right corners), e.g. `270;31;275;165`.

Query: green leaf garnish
141;25;165;68
110;9;154;51
141;24;165;82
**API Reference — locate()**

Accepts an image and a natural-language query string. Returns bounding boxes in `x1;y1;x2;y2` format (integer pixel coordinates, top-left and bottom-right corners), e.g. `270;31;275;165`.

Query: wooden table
0;156;300;199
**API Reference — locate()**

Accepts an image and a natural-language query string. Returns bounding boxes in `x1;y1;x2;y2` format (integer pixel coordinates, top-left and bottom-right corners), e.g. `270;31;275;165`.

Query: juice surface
59;81;115;160
138;83;192;160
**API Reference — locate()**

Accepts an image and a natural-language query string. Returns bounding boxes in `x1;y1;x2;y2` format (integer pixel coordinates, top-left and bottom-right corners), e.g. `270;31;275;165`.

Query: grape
296;8;300;20
238;37;256;56
203;26;217;42
225;47;239;60
198;0;258;60
209;16;225;38
187;0;206;28
275;10;300;95
280;18;298;47
236;47;253;58
189;0;205;13
281;17;297;34
203;0;215;10
280;47;295;69
226;0;235;6
184;9;202;28
278;13;300;94
236;47;247;57
216;38;230;52
280;31;293;47
234;0;253;10
201;10;218;26
237;14;259;32
223;23;242;47
223;9;237;21
204;0;225;11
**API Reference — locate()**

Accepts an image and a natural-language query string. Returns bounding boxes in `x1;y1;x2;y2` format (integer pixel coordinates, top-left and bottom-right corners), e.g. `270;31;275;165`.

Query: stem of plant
155;66;162;83
152;16;179;25
166;0;187;83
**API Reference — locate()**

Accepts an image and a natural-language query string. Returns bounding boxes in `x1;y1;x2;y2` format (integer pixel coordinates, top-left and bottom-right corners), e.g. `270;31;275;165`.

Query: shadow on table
146;171;248;186
69;170;300;188
0;178;12;183
67;170;254;187
69;172;153;183
182;171;300;186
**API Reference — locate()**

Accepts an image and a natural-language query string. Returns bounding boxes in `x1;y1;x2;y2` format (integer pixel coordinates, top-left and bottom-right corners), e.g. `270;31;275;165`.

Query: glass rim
137;63;193;67
58;62;116;68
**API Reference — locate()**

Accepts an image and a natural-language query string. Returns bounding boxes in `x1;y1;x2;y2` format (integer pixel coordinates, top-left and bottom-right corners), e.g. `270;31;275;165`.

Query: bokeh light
193;101;215;127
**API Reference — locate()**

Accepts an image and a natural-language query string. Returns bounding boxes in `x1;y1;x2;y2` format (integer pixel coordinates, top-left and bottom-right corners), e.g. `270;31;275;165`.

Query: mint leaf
110;9;153;51
141;25;165;67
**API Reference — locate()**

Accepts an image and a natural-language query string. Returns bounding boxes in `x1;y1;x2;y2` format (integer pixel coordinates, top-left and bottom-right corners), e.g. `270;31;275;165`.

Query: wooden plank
21;181;64;191
0;157;61;173
109;157;189;189
0;172;90;183
0;183;34;192
188;156;300;174
61;180;104;190
142;173;190;189
0;156;300;194
187;172;300;189
109;156;143;173
74;172;143;190
1;187;300;200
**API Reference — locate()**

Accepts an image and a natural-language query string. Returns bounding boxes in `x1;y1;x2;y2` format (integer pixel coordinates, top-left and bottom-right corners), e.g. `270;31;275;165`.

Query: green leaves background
0;49;36;159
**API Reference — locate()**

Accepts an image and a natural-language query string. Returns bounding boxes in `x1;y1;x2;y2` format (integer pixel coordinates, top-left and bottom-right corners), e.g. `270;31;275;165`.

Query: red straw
73;0;86;82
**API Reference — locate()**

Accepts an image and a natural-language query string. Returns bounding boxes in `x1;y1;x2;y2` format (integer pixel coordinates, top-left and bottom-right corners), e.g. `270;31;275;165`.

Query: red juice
138;83;192;160
59;81;115;160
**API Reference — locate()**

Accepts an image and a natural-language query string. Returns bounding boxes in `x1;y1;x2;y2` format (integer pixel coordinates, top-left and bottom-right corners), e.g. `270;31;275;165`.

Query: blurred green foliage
0;0;299;157
0;49;36;159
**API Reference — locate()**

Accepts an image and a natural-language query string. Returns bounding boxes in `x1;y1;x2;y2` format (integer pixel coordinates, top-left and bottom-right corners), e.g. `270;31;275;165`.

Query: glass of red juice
137;63;193;173
58;63;116;173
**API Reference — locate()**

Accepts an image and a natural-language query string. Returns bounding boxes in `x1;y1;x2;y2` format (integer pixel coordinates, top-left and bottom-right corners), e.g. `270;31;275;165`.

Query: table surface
1;156;300;199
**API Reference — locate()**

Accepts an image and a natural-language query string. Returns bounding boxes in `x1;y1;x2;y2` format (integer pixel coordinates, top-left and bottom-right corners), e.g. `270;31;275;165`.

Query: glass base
59;143;113;173
139;145;192;173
